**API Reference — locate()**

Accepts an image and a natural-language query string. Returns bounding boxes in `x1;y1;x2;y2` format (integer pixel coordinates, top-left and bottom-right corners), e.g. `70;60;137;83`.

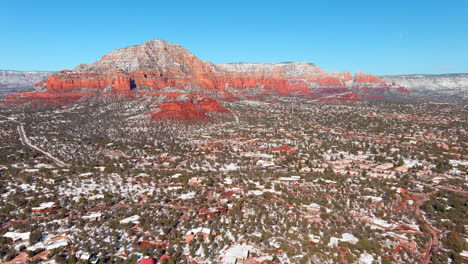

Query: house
32;202;56;212
256;160;275;168
328;233;358;247
363;196;383;204
28;236;72;251
271;145;297;153
221;244;253;264
368;218;393;230
279;176;301;182
120;215;140;224
139;241;167;248
185;227;212;243
303;203;321;214
198;207;228;220
358;253;374;264
374;163;394;173
224;177;233;185
460;251;468;261
79;172;94;177
188;176;203;186
308;234;321;245
82;212;102;221
3;231;30;242
79;253;100;264
140;257;155;264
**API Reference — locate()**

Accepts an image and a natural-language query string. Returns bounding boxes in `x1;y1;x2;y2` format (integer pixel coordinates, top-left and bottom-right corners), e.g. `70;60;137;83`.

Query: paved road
1;114;70;168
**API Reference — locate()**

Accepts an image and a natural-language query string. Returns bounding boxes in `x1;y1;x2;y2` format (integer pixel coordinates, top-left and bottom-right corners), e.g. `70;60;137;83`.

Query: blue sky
1;0;467;75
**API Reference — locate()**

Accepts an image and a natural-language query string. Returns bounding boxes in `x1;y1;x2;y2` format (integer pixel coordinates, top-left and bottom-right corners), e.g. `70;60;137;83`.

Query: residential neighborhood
0;99;466;263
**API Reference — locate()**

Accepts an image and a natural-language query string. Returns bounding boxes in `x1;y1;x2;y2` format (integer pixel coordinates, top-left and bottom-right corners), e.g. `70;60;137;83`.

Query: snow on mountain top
217;62;325;77
382;74;468;93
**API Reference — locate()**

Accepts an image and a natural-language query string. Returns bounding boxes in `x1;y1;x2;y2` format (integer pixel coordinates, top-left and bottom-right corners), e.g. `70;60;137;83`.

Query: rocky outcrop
354;71;384;84
3;39;412;120
151;95;228;121
34;39;405;97
46;72;110;91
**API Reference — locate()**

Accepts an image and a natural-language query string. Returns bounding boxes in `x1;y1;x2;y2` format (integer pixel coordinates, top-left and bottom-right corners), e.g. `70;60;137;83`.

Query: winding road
1;114;70;168
402;190;440;264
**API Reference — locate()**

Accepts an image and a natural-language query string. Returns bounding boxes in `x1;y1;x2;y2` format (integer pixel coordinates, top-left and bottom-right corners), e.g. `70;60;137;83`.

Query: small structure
358;253;374;264
120;215;140;224
279;176;301;182
256;160;275;168
185;227;211;243
140;257;155;264
28;236;72;251
82;212;102;221
79;253;100;264
460;251;468;261
32;202;56;212
3;231;30;242
188;177;203;186
328;233;358;247
221;244;253;264
303;203;321;214
309;234;321;245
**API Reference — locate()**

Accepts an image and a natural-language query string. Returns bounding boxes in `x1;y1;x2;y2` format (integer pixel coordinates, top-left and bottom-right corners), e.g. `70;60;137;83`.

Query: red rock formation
317;77;343;86
112;74;132;90
151;95;228;121
317;92;361;102
354;71;385;84
46;73;110;91
151;101;206;121
196;97;229;112
36;40;399;97
397;86;411;94
2;39;411;121
342;71;353;82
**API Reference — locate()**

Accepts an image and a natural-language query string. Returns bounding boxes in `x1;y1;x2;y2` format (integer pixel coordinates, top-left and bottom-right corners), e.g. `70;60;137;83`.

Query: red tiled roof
140;257;155;264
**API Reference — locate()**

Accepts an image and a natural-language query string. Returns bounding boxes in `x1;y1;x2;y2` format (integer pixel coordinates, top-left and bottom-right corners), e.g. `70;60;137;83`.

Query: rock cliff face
4;39;411;120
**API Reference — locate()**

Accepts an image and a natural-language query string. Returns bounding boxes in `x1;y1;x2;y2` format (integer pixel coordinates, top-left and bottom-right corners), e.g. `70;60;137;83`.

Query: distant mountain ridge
0;70;54;98
381;73;468;98
6;39;467;121
9;39;408;96
0;70;54;89
0;39;413;120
